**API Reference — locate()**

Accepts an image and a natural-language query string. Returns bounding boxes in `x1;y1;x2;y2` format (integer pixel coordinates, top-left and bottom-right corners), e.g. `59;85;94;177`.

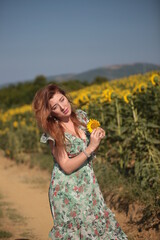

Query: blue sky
0;0;160;85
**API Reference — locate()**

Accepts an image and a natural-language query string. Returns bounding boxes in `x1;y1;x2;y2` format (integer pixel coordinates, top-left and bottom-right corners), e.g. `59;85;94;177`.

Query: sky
0;0;160;85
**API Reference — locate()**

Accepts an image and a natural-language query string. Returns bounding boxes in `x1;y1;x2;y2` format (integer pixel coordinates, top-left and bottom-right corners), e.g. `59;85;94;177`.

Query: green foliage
0;77;88;109
29;152;54;173
93;76;109;84
0;230;12;238
33;75;47;86
58;79;88;92
93;160;160;230
88;83;160;194
0;80;44;109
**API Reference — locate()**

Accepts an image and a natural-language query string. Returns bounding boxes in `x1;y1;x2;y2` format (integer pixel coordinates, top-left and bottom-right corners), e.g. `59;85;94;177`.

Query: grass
0;193;13;239
92;157;160;232
29;152;54;173
0;208;3;219
21;175;48;190
0;191;32;239
0;230;12;238
0;194;3;219
6;208;26;223
93;158;159;209
19;230;35;239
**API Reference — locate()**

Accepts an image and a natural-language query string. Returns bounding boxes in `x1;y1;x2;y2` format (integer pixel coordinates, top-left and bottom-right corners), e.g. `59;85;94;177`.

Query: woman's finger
91;128;105;139
97;129;104;136
91;128;97;135
99;131;105;139
97;131;103;139
95;131;100;138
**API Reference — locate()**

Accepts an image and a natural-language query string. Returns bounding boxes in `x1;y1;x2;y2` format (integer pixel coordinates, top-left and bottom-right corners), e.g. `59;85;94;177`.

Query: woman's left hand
95;127;106;139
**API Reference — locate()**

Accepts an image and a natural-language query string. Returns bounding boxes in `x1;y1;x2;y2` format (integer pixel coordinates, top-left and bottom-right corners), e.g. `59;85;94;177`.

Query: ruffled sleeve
76;109;89;125
40;133;56;146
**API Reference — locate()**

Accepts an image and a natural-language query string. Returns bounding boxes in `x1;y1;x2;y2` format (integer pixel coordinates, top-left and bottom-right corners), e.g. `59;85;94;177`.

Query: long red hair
32;84;86;150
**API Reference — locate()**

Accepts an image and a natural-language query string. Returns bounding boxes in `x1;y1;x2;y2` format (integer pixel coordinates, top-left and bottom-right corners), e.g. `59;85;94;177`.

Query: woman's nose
59;103;65;110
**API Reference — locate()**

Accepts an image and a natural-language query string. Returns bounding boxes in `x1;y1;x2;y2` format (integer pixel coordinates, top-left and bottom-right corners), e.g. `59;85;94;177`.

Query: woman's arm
49;128;105;175
49;142;94;174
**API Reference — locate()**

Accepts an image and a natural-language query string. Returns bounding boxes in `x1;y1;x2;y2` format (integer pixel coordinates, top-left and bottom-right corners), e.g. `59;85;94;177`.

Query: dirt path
0;151;53;240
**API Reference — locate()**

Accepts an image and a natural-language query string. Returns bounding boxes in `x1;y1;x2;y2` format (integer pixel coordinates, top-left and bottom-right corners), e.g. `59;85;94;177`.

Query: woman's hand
88;127;106;152
97;127;106;139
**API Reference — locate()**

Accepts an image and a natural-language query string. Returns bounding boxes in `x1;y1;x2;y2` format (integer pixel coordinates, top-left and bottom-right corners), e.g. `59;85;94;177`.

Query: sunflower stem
100;105;105;125
130;99;138;123
115;98;121;136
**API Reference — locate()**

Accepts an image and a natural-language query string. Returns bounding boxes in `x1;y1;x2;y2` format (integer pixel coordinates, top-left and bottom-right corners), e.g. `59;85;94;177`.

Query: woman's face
49;92;71;120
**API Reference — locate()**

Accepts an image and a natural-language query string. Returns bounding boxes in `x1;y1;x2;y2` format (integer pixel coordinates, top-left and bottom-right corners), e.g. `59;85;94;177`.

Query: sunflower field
70;71;160;191
0;71;160;193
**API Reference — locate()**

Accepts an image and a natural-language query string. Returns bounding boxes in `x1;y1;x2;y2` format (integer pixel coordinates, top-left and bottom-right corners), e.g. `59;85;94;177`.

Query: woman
32;84;128;239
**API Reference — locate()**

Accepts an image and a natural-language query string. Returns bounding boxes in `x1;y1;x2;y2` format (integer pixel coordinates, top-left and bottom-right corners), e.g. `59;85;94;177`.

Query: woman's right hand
88;127;105;152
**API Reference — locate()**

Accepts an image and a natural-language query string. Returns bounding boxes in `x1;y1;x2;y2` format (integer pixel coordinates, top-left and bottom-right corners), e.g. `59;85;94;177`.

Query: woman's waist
50;163;94;187
52;161;92;175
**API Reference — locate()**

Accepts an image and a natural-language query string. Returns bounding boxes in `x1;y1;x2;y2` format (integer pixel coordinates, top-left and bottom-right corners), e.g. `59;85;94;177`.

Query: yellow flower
5;149;10;156
87;119;100;133
13;121;18;128
0;104;31;123
102;89;114;102
20;120;26;126
135;83;147;93
123;91;132;103
150;74;159;85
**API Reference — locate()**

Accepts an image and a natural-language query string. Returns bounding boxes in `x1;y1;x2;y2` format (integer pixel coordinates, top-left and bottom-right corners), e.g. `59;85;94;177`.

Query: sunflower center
91;122;99;129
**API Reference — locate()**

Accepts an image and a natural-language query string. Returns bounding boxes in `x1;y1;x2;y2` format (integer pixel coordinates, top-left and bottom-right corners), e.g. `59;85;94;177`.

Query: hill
47;62;160;83
0;63;160;88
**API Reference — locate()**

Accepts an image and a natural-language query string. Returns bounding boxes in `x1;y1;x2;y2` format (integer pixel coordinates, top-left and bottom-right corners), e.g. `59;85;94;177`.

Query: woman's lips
64;108;69;114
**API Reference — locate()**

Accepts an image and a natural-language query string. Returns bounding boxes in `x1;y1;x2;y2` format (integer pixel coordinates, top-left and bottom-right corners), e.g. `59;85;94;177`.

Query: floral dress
40;109;128;240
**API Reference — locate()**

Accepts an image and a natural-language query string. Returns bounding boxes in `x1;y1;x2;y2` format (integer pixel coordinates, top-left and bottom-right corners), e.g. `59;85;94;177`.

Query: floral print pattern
41;109;128;239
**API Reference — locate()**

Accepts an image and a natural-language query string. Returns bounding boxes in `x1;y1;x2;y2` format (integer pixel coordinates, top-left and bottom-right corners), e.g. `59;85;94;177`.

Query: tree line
0;75;108;109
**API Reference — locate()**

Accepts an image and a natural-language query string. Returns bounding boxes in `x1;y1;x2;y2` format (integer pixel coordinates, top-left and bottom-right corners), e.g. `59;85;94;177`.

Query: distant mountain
1;63;160;89
47;63;160;83
47;73;75;82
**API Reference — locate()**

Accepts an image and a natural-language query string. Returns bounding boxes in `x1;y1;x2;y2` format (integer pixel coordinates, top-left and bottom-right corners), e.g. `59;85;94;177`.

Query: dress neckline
64;130;87;142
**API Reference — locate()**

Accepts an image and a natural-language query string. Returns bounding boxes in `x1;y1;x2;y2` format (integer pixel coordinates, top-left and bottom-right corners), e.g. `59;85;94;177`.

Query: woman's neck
61;119;74;131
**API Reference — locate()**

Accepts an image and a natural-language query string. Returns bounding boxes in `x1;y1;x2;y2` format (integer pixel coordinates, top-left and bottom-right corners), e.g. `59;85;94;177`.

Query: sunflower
102;88;114;102
13;121;18;128
87;119;100;133
150;74;159;86
136;83;147;93
123;91;132;104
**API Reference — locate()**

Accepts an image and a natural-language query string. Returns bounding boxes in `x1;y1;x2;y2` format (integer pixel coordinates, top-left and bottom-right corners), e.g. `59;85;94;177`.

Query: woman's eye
60;97;64;102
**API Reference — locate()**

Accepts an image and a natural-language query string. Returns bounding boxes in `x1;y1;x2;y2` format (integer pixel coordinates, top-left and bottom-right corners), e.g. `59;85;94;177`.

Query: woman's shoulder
76;108;86;114
40;132;55;146
75;108;89;124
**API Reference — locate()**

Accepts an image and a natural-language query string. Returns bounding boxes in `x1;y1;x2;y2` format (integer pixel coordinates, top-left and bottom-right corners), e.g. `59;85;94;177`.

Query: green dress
40;109;128;240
